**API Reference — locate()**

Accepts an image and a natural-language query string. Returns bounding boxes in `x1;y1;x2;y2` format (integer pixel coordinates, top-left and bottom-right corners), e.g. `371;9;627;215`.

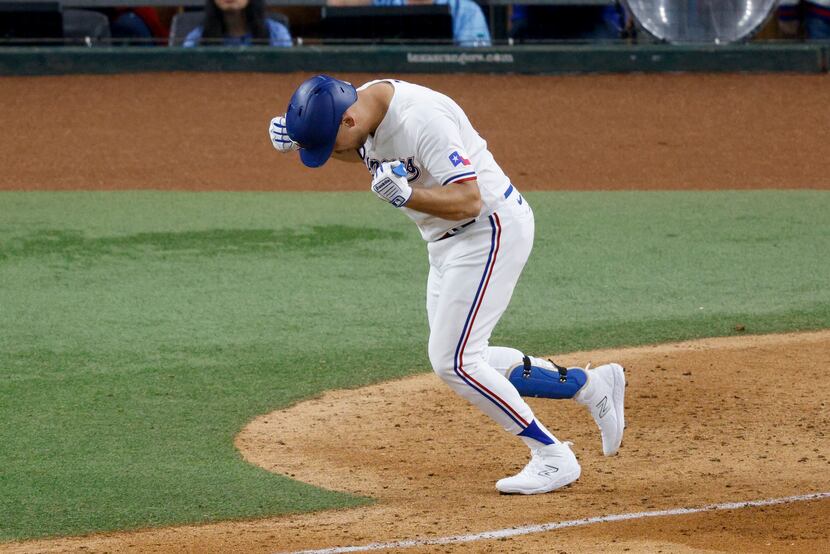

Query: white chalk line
278;491;830;554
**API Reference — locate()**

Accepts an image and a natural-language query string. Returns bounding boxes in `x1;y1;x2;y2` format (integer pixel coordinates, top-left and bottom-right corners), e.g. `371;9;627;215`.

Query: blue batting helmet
285;75;358;168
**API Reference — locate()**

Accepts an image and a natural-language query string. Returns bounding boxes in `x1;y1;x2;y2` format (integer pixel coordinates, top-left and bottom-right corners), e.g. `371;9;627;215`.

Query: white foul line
278;491;830;554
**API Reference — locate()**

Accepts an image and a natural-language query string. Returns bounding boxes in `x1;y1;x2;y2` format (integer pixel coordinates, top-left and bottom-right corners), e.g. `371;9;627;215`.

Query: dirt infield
2;72;829;553
235;331;830;554
8;332;830;553
1;72;829;191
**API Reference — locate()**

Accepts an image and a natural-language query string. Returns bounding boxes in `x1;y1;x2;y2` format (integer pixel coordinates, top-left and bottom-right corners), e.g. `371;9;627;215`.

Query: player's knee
429;357;455;381
427;343;455;381
428;343;490;383
431;364;455;383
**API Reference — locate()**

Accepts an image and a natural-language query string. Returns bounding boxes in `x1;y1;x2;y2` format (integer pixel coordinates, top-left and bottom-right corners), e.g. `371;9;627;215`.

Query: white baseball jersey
357;79;513;242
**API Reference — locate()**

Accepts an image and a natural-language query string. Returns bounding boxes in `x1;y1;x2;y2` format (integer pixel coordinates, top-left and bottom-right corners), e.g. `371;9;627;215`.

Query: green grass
0;190;828;540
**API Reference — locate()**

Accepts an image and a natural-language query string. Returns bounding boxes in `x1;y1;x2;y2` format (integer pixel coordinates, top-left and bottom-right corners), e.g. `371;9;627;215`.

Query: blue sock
518;419;555;446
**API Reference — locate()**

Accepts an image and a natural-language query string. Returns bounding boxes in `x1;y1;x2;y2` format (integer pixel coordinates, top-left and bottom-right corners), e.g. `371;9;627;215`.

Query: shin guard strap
551;360;569;383
522;355;532;378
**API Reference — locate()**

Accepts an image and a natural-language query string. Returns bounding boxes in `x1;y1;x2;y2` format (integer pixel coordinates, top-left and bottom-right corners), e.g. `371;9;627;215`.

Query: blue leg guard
508;356;587;399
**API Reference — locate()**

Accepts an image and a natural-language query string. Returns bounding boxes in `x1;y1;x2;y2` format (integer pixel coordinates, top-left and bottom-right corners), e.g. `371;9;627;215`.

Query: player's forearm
405;181;482;221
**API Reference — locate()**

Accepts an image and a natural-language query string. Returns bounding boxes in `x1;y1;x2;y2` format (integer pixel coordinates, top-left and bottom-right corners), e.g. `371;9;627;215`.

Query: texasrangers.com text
406;52;515;65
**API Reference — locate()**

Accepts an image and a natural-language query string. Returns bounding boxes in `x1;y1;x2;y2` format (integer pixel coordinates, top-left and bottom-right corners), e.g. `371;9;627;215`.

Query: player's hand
371;161;412;208
269;115;299;153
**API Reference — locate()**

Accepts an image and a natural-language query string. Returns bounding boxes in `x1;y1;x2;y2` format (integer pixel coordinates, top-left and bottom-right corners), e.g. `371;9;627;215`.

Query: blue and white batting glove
371;161;412;208
269;115;299;153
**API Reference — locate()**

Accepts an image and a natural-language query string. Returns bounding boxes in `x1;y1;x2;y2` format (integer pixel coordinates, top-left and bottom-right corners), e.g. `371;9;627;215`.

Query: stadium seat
63;9;111;45
320;6;453;43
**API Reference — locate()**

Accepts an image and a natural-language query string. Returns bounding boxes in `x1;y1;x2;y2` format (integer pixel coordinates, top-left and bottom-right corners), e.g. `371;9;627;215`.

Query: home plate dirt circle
237;331;830;554
8;332;829;554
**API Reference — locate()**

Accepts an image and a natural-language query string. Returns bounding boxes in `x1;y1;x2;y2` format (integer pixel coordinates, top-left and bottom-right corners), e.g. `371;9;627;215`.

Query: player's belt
435;184;516;242
436;219;477;241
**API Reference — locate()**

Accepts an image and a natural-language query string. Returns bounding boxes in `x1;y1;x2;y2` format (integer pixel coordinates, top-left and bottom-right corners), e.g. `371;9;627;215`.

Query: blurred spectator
82;7;167;45
327;0;491;47
184;0;292;47
110;8;169;44
778;1;830;39
510;3;628;42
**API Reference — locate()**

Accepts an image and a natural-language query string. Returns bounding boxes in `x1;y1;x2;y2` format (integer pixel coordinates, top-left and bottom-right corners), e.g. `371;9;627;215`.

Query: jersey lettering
366;156;421;182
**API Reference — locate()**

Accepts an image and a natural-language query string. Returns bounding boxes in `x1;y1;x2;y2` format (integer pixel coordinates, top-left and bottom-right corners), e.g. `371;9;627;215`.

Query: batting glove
269;115;299;153
371;161;412;208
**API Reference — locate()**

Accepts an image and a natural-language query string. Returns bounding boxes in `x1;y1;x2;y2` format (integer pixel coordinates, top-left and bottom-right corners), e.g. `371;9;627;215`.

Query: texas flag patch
449;150;471;167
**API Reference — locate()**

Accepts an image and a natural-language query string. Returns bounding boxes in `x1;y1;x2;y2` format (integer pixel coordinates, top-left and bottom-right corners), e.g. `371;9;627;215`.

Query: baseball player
269;75;625;495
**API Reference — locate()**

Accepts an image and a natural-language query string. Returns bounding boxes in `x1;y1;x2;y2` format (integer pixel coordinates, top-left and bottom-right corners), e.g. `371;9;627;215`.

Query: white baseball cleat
576;363;626;456
496;441;581;495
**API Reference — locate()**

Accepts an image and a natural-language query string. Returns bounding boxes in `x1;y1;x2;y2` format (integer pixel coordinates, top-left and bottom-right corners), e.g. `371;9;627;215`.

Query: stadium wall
0;44;827;76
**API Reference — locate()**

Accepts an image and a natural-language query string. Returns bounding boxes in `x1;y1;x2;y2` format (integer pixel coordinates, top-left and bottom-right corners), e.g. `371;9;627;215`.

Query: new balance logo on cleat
537;465;559;477
596;396;610;418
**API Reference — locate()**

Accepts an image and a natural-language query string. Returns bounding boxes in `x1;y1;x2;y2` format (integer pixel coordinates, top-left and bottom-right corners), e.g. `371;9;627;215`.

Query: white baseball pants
426;191;554;443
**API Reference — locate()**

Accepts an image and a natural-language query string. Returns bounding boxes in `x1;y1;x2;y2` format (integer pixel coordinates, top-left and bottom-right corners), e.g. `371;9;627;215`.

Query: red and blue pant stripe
452;213;530;429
